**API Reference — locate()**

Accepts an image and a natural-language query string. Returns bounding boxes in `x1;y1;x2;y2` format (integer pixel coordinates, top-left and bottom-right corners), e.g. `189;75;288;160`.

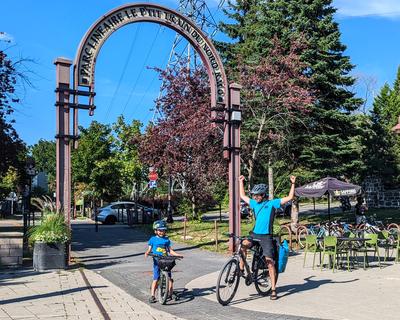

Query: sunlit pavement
187;250;400;320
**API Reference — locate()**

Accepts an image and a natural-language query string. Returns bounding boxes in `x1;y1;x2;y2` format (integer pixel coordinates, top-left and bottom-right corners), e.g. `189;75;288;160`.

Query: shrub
28;213;70;244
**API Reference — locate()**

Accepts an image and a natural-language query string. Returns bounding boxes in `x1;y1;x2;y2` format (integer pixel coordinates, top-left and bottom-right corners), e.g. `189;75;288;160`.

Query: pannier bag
157;257;176;271
278;239;289;273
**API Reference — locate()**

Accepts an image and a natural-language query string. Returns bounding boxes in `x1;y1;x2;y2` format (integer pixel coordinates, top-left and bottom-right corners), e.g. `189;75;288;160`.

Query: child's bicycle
216;233;279;306
148;253;183;305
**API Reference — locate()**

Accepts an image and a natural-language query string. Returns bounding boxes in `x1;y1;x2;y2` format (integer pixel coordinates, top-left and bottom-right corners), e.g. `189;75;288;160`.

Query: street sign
149;180;157;189
6;192;18;201
148;171;158;181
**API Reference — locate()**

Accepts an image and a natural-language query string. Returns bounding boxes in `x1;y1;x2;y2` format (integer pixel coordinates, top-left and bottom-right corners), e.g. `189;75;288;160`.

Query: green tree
72;121;121;202
363;78;400;187
0;166;18;198
30;139;56;192
0;49;28;188
112;115;144;199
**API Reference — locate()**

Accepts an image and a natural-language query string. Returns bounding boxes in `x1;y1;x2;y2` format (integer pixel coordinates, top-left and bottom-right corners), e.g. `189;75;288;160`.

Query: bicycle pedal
245;275;252;286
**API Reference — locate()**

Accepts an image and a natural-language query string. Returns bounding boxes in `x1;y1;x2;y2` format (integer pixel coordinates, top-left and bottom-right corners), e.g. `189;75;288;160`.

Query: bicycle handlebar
147;253;183;260
224;233;261;242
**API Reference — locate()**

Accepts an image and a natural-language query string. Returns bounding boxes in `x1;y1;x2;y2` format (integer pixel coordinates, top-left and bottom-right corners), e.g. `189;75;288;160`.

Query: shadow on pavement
228;293;266;306
278;276;359;298
159;288;196;305
0;269;46;282
75;252;146;263
0;286;107;305
164;285;216;305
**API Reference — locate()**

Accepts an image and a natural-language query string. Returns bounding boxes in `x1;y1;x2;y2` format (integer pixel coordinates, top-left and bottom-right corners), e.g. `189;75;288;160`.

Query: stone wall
363;177;400;208
0;232;23;267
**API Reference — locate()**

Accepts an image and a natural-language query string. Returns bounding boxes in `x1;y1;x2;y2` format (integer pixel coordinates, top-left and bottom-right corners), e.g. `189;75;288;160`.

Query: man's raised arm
281;175;296;205
239;175;250;204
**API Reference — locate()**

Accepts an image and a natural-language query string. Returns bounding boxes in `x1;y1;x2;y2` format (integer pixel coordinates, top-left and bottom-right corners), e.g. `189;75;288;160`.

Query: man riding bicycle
239;174;296;300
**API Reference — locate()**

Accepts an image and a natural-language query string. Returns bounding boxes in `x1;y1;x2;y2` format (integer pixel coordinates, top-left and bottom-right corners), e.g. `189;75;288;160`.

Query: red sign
148;171;158;181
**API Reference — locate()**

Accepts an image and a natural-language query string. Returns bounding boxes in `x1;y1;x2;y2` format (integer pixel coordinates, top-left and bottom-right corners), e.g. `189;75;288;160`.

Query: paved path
187;252;400;320
72;223;315;320
72;222;400;320
0;267;184;320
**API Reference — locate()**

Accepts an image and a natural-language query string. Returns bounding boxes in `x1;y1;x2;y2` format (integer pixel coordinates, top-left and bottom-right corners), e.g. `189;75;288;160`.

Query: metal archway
55;3;241;253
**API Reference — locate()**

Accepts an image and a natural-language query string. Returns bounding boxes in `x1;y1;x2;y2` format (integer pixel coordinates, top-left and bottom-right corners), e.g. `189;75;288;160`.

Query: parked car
240;200;250;219
96;201;158;225
277;200;292;217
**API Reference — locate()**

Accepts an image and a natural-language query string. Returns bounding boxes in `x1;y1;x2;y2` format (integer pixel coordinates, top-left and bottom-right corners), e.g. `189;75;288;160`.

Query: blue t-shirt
250;198;281;234
148;235;171;256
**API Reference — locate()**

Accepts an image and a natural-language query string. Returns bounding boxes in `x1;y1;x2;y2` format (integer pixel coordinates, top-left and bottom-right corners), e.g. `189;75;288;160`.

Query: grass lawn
160;216;295;254
152;208;400;254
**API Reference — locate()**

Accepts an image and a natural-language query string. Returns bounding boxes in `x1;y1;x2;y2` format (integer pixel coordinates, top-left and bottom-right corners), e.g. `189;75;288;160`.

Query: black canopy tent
295;177;362;225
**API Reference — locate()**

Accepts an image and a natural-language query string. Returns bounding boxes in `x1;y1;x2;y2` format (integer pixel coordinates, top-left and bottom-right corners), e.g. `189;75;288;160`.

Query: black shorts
251;233;275;260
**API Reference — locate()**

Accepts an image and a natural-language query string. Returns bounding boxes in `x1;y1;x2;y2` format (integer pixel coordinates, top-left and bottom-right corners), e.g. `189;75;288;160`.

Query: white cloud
335;0;400;18
0;32;14;43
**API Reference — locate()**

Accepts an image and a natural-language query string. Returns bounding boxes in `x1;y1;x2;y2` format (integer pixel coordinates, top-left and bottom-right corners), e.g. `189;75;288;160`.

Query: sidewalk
187;251;400;320
0;267;184;320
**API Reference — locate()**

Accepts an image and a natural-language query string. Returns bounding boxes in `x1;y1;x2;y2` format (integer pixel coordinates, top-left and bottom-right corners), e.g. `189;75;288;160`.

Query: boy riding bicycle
239;174;296;300
145;220;183;303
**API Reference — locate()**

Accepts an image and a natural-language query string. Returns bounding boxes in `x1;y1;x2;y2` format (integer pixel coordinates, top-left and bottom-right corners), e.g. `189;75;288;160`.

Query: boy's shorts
153;259;172;280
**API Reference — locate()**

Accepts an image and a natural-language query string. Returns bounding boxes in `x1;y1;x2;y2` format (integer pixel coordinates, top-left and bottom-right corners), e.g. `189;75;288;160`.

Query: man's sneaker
239;269;245;278
148;296;156;303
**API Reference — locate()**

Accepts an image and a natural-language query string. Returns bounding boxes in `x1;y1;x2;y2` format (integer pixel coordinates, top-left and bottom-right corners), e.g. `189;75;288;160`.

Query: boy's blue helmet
153;220;167;230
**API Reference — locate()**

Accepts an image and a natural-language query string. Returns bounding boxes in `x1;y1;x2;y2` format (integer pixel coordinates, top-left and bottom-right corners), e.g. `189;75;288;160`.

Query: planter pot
33;242;67;272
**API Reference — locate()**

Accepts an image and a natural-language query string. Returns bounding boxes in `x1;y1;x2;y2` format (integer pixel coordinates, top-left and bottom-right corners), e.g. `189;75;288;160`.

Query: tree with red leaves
240;36;315;196
140;65;226;217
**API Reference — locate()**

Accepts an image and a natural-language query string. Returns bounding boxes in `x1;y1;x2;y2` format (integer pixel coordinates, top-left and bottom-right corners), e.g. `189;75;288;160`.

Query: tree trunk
130;180;135;200
249;115;266;186
191;195;196;219
268;153;274;200
290;199;299;233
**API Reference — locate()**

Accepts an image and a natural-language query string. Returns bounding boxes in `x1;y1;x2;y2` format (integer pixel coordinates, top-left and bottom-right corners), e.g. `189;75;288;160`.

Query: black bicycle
148;253;183;305
216;233;279;306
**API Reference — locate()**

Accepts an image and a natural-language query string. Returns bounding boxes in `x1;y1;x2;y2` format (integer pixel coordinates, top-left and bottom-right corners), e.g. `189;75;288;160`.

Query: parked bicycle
216;234;279;305
297;224;329;248
148;253;182;305
298;221;347;248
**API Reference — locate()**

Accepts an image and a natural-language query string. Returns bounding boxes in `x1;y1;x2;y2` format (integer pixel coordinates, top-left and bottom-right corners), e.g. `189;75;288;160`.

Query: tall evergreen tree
363;67;400;187
362;84;398;186
219;0;362;184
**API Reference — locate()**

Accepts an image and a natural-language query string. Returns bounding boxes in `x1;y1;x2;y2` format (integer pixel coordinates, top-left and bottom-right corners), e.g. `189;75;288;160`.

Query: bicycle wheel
387;226;399;246
253;266;272;296
387;223;399;232
216;258;240;306
297;226;308;248
157;271;169;305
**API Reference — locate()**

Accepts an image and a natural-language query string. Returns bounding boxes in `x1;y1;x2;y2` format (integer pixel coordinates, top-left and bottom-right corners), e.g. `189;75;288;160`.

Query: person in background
355;196;368;225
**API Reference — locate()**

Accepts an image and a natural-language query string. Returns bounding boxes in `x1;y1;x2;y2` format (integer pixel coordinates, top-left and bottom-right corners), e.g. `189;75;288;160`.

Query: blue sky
1;0;400;146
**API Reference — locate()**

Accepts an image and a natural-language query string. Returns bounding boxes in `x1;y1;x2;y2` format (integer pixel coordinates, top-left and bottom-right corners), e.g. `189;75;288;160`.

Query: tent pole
328;193;331;234
313;198;315;215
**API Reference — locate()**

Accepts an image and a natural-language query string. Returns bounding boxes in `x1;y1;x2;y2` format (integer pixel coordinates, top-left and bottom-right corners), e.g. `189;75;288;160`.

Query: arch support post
228;83;242;253
55;58;72;229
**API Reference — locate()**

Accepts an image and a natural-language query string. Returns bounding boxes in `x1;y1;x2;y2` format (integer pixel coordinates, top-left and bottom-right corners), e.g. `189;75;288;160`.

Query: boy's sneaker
148;296;156;303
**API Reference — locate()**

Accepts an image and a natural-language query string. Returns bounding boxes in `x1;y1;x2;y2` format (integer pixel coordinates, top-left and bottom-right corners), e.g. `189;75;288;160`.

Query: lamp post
24;158;37;241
